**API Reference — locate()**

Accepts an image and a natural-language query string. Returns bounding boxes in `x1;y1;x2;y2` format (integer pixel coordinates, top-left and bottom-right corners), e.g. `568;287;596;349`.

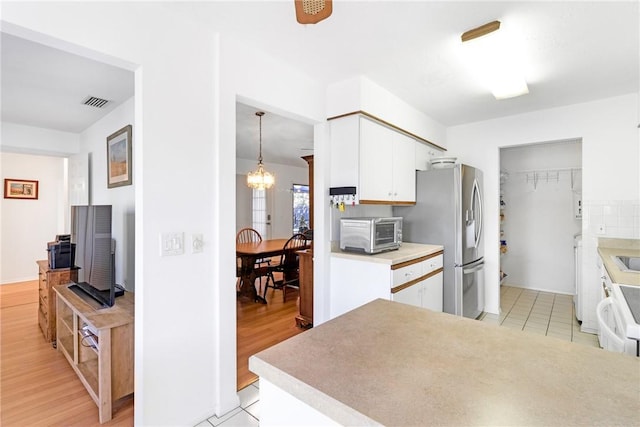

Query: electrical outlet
192;233;204;253
596;224;606;235
160;232;184;256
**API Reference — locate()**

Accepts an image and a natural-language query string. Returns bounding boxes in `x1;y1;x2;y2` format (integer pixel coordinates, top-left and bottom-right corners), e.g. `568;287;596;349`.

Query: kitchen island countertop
250;299;640;426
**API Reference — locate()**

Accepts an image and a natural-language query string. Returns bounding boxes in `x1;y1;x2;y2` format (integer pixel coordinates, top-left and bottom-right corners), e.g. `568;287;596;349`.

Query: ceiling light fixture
461;20;529;100
247;112;275;190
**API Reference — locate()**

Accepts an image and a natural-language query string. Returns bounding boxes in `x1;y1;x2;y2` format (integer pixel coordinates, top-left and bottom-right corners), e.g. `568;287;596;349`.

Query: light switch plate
160;232;184;256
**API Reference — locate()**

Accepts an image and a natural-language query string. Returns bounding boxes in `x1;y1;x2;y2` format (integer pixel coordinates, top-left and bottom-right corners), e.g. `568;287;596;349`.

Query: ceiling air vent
82;96;110;109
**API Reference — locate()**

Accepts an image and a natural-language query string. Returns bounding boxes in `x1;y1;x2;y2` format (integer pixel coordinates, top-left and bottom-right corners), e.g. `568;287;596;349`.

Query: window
292;184;309;234
252;188;267;237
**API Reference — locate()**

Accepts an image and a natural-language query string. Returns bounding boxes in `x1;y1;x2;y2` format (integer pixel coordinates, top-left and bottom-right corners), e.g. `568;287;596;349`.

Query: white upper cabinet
330;115;417;205
415;141;444;171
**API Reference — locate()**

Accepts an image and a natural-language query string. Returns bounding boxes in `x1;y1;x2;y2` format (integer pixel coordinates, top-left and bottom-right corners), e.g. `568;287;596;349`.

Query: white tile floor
195;380;260;427
196;286;599;426
480;285;600;348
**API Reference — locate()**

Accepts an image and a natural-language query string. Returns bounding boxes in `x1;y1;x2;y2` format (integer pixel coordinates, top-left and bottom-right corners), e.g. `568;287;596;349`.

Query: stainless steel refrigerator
394;164;485;318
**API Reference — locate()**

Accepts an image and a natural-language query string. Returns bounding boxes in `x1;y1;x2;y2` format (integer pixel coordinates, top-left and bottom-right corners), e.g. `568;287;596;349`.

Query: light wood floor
1;278;306;424
0;280;133;427
236;280;307;390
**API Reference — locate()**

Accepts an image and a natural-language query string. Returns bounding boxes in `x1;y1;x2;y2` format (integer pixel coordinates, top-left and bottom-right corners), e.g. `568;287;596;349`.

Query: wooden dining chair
263;233;308;302
236;228;270;294
236;227;271;266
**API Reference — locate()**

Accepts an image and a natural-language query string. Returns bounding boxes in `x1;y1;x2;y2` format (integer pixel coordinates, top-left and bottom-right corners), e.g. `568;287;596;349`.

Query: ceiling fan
295;0;332;24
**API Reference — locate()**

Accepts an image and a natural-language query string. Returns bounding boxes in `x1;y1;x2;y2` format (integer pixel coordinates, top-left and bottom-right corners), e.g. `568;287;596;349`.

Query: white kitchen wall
79;97;135;291
500;141;582;294
0;152;66;283
447;93;639;334
236;158;308;239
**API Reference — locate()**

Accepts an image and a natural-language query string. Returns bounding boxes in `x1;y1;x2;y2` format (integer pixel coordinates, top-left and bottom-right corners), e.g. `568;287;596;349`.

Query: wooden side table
296;249;313;328
37;260;78;345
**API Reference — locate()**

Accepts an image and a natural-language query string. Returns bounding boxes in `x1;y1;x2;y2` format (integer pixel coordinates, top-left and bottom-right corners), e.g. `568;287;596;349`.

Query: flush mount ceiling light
247;112;275;190
295;0;332;24
461;20;529;100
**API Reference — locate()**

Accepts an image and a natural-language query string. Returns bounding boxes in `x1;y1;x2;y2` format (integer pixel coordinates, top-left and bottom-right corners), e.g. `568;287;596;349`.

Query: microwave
340;217;402;254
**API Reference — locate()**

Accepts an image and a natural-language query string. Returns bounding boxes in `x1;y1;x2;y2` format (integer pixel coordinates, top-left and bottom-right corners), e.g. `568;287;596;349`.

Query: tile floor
196;285;599;426
480;285;600;348
196;380;260;427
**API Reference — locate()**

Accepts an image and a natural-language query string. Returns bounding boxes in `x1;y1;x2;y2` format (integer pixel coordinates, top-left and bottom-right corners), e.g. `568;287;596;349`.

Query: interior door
265;187;273;239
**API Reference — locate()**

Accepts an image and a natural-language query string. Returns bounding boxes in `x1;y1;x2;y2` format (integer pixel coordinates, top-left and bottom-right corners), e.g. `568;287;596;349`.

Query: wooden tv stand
54;284;134;423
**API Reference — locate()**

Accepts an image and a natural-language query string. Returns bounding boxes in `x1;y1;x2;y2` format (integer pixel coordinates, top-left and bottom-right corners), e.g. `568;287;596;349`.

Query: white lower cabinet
330;251;443;319
392;275;443;311
391;260;443;312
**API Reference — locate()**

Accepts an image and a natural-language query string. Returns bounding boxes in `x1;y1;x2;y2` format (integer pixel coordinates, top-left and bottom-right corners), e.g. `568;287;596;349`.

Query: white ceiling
236;102;314;168
1;33;134;133
2;1;638;167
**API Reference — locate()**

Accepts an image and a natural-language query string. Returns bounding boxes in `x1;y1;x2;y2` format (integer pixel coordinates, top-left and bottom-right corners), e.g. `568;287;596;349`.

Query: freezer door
455;259;485;319
460;166;484;264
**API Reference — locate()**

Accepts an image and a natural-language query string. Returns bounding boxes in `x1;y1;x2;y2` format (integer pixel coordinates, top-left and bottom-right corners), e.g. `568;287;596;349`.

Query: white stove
613;284;640;341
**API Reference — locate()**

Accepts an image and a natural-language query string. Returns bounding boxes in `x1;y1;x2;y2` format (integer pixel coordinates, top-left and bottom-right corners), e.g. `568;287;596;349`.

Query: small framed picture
107;124;133;188
4;179;39;200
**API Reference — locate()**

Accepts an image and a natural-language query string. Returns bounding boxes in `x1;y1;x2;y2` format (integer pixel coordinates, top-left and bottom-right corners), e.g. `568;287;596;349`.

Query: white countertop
331;242;443;265
597;238;640;286
250;299;640;426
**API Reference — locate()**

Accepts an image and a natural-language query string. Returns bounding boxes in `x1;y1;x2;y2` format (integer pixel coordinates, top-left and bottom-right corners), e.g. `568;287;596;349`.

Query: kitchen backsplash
583;200;640;239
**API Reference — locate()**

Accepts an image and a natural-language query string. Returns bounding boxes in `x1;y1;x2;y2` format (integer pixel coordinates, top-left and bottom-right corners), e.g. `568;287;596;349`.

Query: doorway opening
234;100;314;390
499;139;582;301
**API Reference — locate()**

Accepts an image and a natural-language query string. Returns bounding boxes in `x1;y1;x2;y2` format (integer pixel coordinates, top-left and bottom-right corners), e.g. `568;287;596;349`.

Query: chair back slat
237;228;262;244
280;233;308;267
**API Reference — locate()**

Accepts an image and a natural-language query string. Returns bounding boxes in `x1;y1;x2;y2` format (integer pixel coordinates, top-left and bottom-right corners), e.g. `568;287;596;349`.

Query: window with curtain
252;188;267;237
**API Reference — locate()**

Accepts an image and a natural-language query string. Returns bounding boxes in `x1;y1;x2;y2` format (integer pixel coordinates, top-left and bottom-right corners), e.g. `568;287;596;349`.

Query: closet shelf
507;167;582;190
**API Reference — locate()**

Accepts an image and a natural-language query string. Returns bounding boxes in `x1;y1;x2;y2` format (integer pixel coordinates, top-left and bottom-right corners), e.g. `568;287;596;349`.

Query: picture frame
4;179;39;200
107;124;133;188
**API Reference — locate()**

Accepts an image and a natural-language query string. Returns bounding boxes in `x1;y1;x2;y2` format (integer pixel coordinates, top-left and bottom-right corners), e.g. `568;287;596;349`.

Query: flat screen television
69;205;122;308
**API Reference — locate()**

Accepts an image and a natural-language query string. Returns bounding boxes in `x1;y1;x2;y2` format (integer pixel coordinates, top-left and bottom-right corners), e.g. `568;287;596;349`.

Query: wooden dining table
236;238;308;304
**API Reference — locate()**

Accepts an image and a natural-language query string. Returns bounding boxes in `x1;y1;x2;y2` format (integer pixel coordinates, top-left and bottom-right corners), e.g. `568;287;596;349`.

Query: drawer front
392;261;425;287
39;295;48;316
39;287;48;305
38;306;49;340
423;254;443;275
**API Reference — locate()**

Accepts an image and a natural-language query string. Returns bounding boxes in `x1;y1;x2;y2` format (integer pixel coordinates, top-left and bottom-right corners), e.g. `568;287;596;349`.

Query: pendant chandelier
247;111;275;190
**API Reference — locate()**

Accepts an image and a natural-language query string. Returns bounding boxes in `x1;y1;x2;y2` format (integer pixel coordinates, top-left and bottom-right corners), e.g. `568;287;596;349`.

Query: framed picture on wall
107;124;133;188
4;178;39;200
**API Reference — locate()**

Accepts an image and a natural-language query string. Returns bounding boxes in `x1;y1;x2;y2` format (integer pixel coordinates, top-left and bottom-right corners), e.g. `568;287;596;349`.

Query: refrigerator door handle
463;260;485;274
472;179;483;248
